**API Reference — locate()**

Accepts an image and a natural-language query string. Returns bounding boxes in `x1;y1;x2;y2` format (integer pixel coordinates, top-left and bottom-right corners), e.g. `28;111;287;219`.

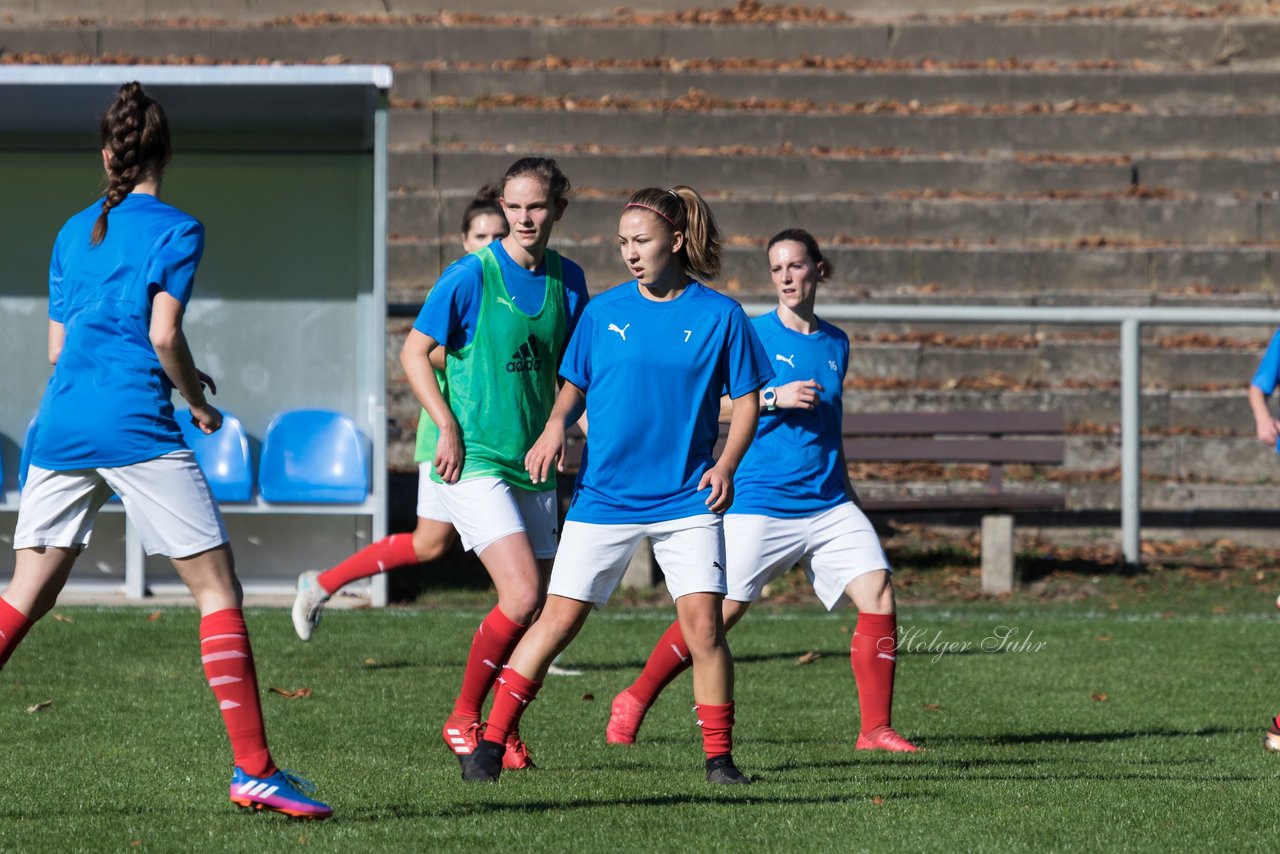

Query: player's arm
1249;383;1280;445
150;291;221;434
701;388;760;513
428;345;448;371
526;381;586;485
720;379;824;422
402;328;463;482
47;320;64;366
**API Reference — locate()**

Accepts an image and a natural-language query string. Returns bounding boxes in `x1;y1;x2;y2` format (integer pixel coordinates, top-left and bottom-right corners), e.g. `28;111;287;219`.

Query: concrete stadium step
391;189;1269;245
396;66;1280;111
393;148;1280;196
393;105;1280;156
9;15;1280;66
388;239;1280;294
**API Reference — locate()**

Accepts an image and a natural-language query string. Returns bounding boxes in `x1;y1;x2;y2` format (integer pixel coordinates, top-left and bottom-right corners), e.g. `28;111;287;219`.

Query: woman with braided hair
4;82;331;819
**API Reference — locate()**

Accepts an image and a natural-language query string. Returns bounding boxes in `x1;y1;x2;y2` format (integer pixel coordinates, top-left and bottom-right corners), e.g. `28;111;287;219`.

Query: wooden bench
555;410;1066;594
843;410;1066;593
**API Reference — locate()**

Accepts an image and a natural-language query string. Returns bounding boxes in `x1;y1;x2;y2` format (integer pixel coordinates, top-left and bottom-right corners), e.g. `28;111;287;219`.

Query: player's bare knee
412;529;449;563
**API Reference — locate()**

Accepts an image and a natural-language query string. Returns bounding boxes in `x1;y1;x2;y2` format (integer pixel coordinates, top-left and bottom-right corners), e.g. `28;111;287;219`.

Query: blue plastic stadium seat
178;409;254;503
259;410;370;504
17;417;36;492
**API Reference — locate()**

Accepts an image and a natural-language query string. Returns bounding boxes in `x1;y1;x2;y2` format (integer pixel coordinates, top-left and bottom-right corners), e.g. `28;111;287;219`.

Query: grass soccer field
1;578;1277;852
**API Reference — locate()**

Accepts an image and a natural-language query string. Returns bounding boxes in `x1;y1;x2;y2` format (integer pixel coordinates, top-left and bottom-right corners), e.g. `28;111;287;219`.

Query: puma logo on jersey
608;323;631;341
506;334;542;373
496;296;516;313
775;354;795;368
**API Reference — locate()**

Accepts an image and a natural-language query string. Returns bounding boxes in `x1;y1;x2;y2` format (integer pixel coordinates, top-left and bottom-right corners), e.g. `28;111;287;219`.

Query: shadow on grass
929;725;1249;746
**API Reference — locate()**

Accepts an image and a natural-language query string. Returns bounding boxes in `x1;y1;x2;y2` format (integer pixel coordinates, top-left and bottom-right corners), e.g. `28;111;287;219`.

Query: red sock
200;609;275;778
0;597;33;669
317;533;419;595
627;620;692;708
696;701;735;759
851;612;898;735
482;666;541;746
452;606;528;721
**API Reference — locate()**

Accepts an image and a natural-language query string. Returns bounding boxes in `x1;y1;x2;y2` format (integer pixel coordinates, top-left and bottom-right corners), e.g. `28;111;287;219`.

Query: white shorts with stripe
415;463;452;523
14;450;229;558
435;476;558;559
725;502;889;611
548;514;726;606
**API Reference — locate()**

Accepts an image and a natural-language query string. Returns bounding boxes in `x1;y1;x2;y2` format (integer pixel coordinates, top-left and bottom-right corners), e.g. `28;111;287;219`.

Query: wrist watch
762;387;777;411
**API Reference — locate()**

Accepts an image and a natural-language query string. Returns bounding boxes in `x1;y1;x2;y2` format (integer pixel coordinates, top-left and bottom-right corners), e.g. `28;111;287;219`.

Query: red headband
624;202;676;226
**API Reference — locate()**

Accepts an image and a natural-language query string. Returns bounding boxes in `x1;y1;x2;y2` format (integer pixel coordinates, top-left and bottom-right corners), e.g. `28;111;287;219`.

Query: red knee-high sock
200;609;275;778
0;598;34;669
481;666;541;746
317;533;419;595
696;702;735;759
627;620;692;708
851;612;898;735
452;606;529;722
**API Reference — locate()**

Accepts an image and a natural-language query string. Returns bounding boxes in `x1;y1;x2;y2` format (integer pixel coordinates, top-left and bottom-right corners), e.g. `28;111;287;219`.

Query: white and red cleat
442;716;482;763
1264;721;1280;752
503;732;536;770
606;689;650;745
856;726;920;752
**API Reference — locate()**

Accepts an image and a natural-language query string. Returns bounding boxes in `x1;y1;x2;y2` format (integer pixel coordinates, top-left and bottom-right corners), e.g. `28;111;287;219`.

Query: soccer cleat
705;754;752;785
856;726;920;753
502;732;536;770
461;739;505;783
229;767;332;819
291;570;329;642
606;689;650;745
1264;720;1280;752
442;715;483;764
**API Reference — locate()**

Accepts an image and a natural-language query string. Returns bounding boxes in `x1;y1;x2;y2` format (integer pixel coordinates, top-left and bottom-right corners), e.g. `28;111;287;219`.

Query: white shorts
435;476;558;559
548;515;726;606
725;502;890;611
415;463;452;523
14;450;229;558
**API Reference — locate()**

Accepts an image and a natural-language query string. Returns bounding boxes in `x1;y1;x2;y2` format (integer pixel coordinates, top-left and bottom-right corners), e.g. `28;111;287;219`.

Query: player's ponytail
624;185;722;281
92;81;172;246
767;228;833;280
502;157;571;205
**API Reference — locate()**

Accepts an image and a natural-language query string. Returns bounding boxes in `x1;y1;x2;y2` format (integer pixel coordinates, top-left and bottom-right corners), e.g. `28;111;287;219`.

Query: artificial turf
1;580;1277;852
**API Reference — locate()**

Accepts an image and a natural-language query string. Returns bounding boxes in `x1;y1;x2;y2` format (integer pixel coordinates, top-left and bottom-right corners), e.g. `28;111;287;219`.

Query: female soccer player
1248;329;1280;448
605;229;918;754
3;82;331;818
400;158;588;771
291;185;509;639
461;186;774;785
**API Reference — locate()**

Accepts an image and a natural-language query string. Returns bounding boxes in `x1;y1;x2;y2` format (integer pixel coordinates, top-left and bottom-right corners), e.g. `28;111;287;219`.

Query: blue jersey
413;240;589;351
31;194;204;470
730;311;850;518
1253;329;1280;394
560;281;774;524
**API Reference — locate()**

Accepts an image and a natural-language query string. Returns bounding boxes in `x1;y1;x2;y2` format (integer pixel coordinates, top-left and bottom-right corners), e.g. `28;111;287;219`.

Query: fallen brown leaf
1091;693;1108;702
51;613;72;623
147;611;162;622
795;651;821;666
26;700;53;714
582;693;594;701
922;703;942;712
872;796;885;806
1095;635;1111;642
269;687;313;700
363;658;377;666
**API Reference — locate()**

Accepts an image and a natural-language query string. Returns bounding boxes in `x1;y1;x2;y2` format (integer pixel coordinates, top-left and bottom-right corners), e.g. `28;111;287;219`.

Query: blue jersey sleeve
144;220;204;306
1254;330;1280;395
723;305;775;398
48;232;66;323
413;256;483;351
559;310;594;391
562;259;590;342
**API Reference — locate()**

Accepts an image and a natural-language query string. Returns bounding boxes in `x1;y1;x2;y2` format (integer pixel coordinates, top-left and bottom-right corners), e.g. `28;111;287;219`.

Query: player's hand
699;464;734;513
434;421;465;483
525;422;566;485
777;379;823;410
189;403;223;435
1258;418;1280;446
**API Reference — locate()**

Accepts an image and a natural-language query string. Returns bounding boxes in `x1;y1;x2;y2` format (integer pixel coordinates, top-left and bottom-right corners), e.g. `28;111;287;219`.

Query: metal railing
740;304;1280;567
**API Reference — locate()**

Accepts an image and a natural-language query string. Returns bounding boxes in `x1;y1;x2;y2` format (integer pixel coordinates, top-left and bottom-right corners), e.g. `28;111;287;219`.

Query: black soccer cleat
461;739;505;783
705;754;752;785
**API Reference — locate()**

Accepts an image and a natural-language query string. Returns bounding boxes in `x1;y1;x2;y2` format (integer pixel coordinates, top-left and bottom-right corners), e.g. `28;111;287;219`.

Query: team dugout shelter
0;65;394;604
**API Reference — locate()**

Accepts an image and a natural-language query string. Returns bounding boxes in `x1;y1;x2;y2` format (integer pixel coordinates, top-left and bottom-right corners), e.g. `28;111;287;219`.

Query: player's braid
91;82;173;246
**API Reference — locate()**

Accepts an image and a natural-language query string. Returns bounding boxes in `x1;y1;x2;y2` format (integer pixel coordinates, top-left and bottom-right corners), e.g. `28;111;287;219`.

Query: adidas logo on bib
506;334;542;373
